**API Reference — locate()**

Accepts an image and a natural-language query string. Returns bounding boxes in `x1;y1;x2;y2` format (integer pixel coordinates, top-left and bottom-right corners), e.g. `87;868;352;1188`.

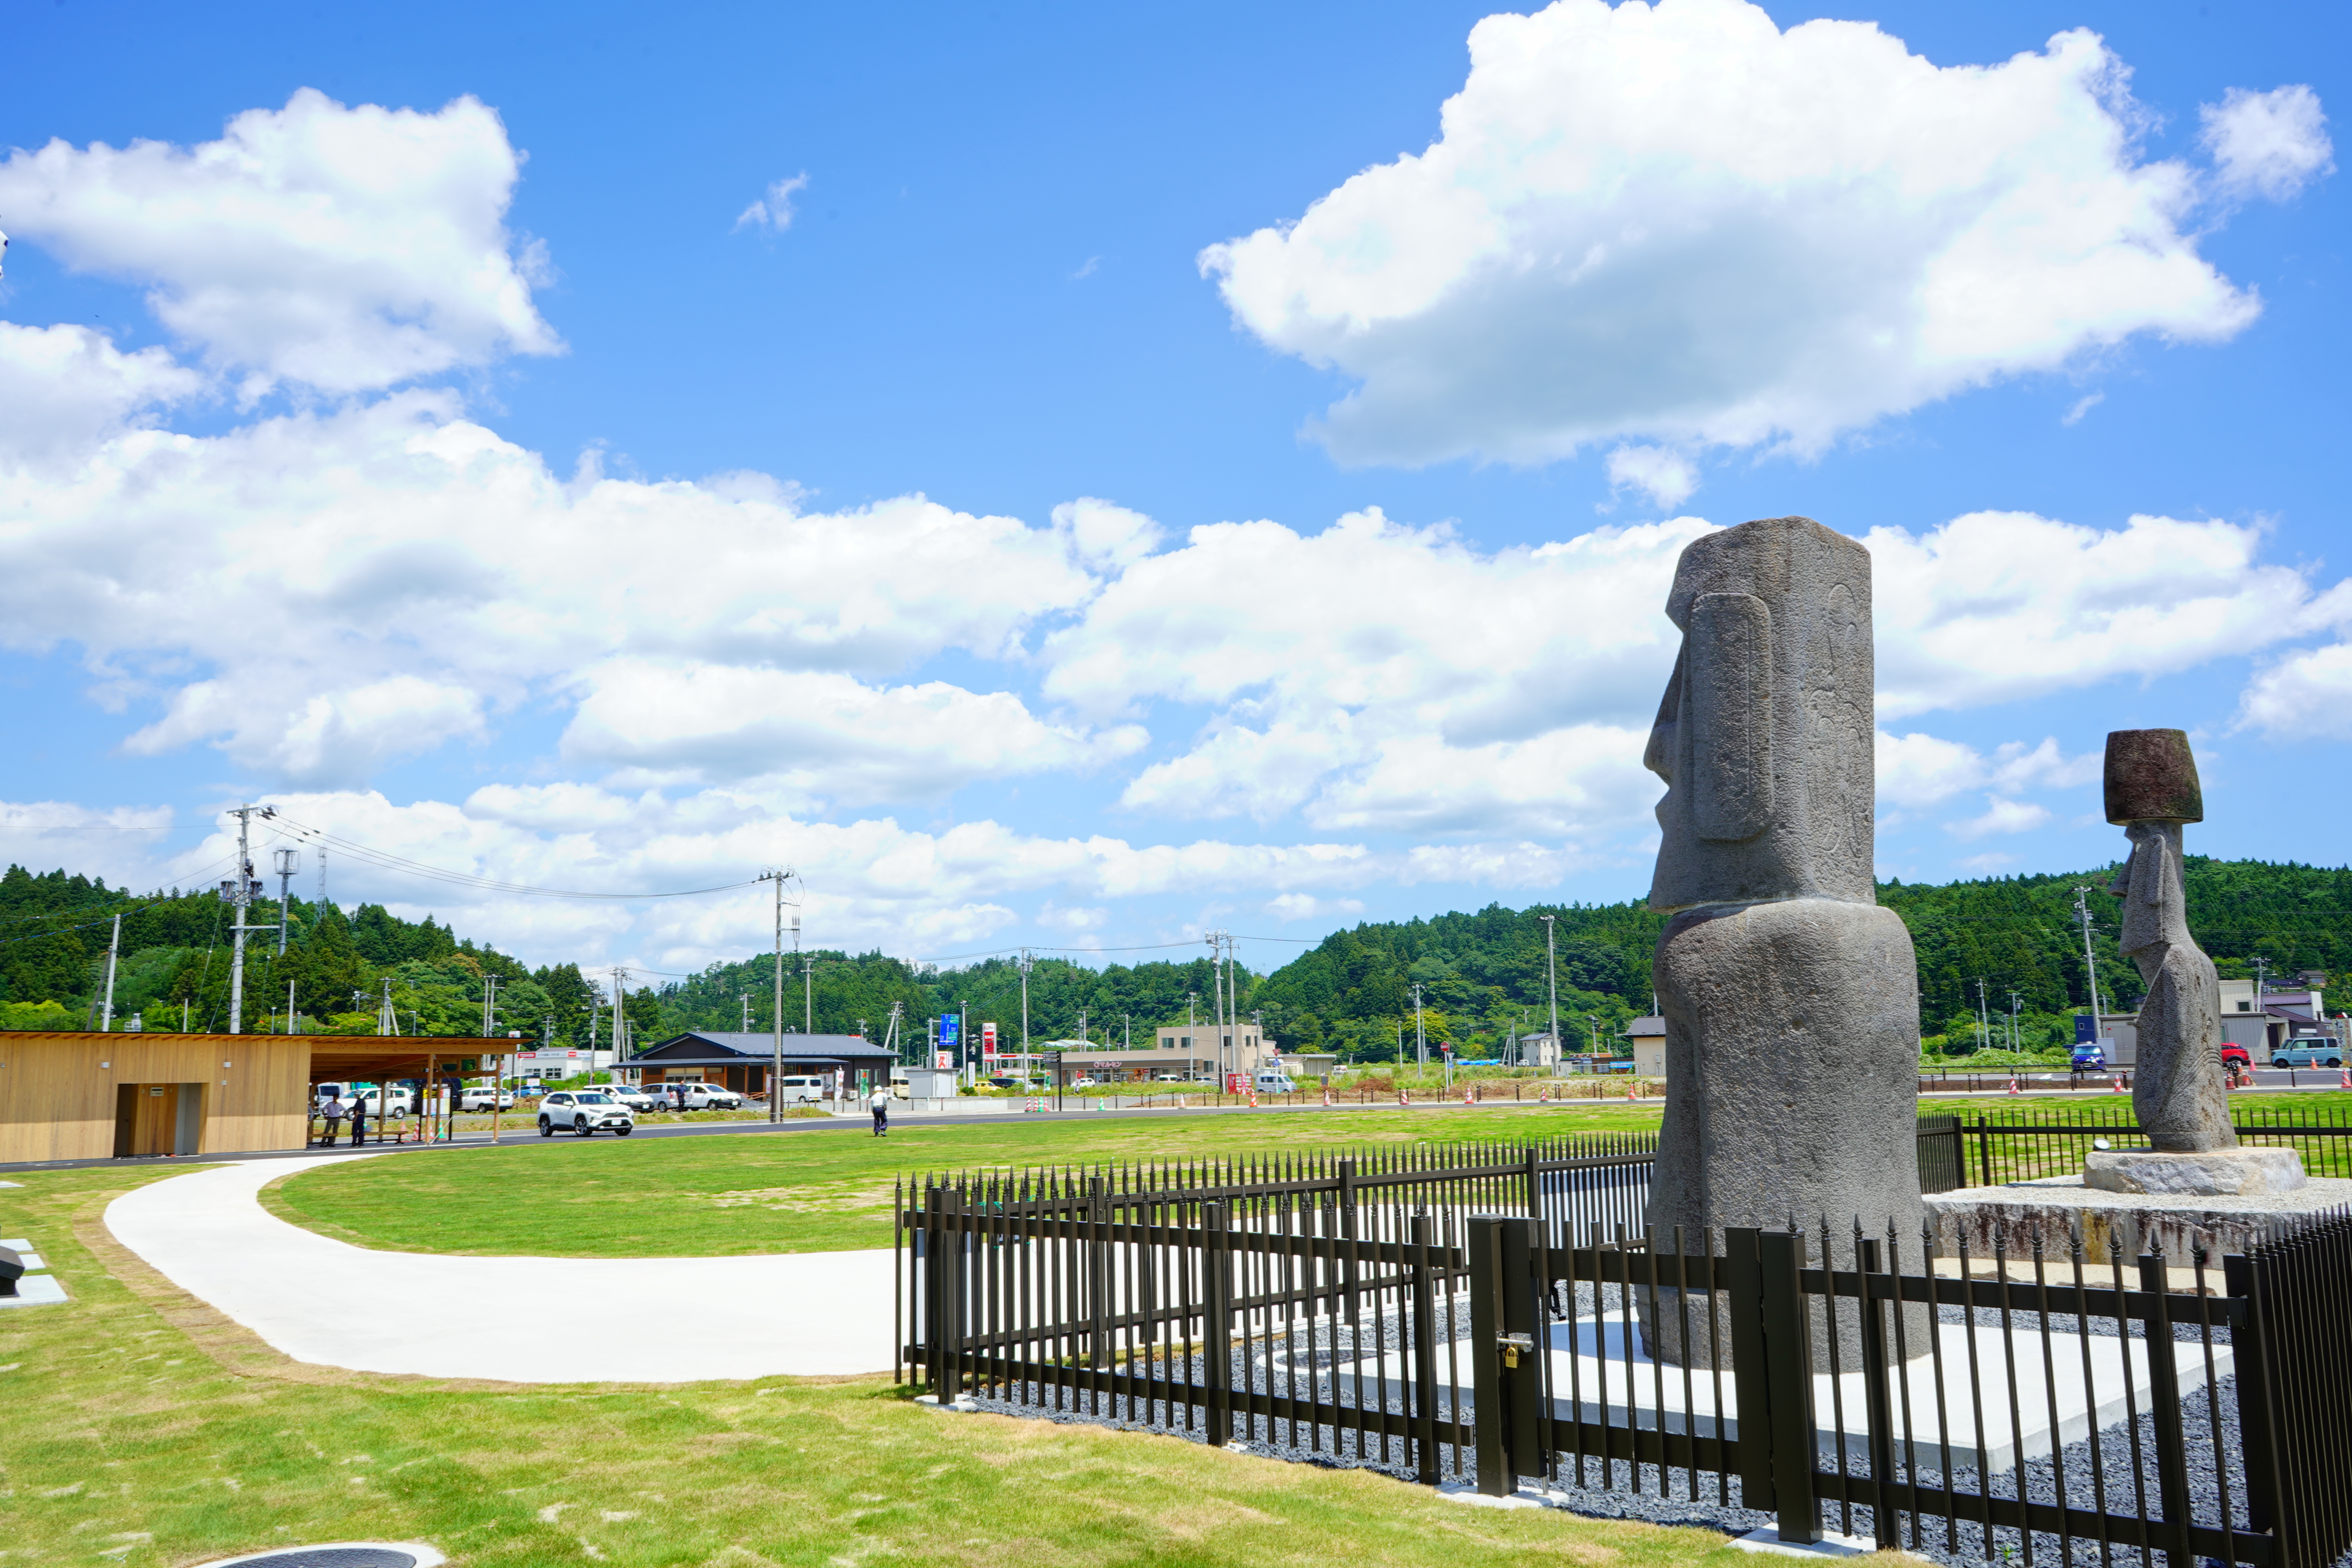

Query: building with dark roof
621;1030;898;1098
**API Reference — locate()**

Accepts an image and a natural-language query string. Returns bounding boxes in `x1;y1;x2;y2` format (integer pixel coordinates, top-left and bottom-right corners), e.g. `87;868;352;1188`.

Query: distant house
622;1030;897;1098
1622;1016;1666;1079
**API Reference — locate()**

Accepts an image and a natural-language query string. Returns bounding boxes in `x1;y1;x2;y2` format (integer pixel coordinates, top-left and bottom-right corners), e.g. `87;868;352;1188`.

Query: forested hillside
5;854;2345;1057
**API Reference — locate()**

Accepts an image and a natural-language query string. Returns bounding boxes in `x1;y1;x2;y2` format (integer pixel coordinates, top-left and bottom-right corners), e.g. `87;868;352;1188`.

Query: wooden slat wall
0;1034;311;1162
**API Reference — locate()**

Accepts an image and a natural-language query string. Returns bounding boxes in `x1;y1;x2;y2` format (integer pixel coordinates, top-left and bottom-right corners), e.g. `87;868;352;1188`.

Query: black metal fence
1958;1107;2352;1185
898;1137;2350;1568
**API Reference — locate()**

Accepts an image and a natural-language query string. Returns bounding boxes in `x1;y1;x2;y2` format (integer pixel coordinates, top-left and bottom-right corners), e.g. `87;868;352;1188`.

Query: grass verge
0;1163;1751;1568
262;1103;1666;1258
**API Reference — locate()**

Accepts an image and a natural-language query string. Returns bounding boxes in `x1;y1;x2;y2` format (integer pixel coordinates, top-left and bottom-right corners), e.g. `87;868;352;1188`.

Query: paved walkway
103;1156;897;1382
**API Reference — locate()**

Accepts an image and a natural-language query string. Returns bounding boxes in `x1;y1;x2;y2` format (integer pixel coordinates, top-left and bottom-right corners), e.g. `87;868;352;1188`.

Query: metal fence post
1468;1213;1544;1497
1857;1236;1899;1550
1411;1210;1443;1487
1469;1215;1509;1495
1205;1200;1234;1448
1087;1175;1110;1372
2222;1253;2283;1544
1723;1227;1777;1515
2139;1253;2196;1566
1758;1228;1822;1546
927;1187;964;1399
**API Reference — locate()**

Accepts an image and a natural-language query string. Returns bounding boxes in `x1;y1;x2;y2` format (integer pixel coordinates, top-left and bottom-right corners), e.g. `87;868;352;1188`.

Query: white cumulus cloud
2201;85;2334;203
0;88;558;395
1867;511;2350;718
2238;643;2352;739
1201;0;2260;467
1604;445;1698;509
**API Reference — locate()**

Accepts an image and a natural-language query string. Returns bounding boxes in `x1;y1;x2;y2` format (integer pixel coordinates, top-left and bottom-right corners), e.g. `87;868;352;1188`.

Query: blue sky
0;0;2345;974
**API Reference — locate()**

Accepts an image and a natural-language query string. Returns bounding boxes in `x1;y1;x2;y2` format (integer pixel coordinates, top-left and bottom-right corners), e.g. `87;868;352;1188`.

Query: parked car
2070;1043;2107;1071
459;1086;515;1111
1069;1076;1099;1089
2270;1038;2345;1069
351;1086;415;1118
2220;1044;2252;1072
603;1083;662;1111
1152;1073;1188;1082
538;1091;636;1137
676;1083;743;1111
771;1075;826;1103
1252;1072;1300;1094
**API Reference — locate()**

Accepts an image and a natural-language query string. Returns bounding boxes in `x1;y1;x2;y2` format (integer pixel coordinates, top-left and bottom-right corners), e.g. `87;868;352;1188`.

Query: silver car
537;1091;637;1138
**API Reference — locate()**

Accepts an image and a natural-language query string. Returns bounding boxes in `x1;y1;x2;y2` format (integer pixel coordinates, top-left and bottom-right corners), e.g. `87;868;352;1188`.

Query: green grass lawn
262;1088;2352;1260
263;1102;1670;1258
0;1162;1759;1568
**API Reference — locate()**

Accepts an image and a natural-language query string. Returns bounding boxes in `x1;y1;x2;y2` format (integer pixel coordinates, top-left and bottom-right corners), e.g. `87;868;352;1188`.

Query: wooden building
0;1031;516;1164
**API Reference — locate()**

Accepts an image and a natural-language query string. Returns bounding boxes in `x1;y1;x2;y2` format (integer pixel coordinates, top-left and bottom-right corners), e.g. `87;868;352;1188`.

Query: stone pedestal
2083;1147;2307;1197
1926;1172;2351;1265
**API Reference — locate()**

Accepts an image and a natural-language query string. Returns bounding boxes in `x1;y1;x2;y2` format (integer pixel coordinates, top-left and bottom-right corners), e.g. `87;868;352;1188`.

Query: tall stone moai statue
1639;516;1926;1369
2092;730;2303;1195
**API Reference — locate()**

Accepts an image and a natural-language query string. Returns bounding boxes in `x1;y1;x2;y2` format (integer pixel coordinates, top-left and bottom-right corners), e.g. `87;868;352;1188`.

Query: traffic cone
2007;1074;2022;1096
1398;1087;1409;1107
2339;1067;2350;1090
1248;1090;1259;1108
2111;1074;2126;1093
1463;1087;1474;1107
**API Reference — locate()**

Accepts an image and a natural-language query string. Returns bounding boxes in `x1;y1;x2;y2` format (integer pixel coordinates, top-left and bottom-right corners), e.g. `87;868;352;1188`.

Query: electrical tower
273;847;300;954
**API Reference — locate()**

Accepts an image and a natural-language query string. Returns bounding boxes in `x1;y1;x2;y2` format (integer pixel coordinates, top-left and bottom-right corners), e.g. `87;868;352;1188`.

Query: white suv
538;1091;637;1138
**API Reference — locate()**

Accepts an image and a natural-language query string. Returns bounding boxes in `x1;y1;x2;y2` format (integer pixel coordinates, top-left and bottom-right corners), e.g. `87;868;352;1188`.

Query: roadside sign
941;1014;960;1051
934;1051;953;1070
982;1022;999;1058
1226;1072;1246;1093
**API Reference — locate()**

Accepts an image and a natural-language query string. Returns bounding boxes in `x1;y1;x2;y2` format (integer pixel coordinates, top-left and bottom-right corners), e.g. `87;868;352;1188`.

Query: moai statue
2091;730;2303;1194
1639;517;1926;1369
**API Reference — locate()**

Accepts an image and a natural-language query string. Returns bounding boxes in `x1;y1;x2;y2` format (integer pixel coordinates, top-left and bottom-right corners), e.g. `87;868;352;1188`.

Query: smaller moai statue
2091;729;2303;1194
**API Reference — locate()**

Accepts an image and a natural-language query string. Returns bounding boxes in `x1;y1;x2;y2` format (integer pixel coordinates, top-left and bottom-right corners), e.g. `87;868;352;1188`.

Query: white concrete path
104;1156;897;1383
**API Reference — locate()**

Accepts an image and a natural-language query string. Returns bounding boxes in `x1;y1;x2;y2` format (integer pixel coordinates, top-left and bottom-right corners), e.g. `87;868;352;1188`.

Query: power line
261;813;762;902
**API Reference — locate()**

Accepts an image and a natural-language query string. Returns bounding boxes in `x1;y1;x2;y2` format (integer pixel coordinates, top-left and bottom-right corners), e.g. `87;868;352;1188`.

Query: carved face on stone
1645;516;1877;912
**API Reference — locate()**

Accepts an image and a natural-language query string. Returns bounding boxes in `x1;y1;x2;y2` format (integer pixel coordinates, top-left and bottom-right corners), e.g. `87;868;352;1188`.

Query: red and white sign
982;1022;999;1058
1225;1072;1246;1094
934;1051;954;1071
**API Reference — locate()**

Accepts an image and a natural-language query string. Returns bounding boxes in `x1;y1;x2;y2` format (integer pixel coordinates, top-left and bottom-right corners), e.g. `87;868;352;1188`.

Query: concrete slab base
0;1274;67;1308
915;1393;982;1412
1730;1526;1895;1559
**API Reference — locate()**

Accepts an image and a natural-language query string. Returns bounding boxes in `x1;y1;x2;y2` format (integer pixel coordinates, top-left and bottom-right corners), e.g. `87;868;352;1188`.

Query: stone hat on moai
2103;728;2204;825
1644;515;1876;912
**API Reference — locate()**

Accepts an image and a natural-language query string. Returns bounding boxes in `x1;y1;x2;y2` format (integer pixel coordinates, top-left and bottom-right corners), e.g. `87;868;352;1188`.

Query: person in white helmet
868;1082;891;1136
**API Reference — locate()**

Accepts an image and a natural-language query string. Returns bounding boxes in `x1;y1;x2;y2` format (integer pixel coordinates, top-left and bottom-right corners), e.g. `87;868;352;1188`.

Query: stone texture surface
1644;517;1875;911
1927;1173;2352;1264
2103;727;2204;824
2110;813;2238;1153
1639;517;1924;1371
2083;1147;2307;1196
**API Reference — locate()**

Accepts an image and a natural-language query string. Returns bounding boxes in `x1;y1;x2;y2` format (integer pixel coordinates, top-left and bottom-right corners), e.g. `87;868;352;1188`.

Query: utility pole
222;804;273;1034
1076;1007;1088;1045
1413;982;1426;1069
759;870;794;1123
377;976;397;1037
2008;991;2024;1053
2072;886;2107;1039
273;847;299;954
1539;913;1561;1071
610;967;629;1068
1123;1013;1131;1050
99;913;122;1032
481;973;500;1036
1019;948;1034;1056
1974;979;1991;1053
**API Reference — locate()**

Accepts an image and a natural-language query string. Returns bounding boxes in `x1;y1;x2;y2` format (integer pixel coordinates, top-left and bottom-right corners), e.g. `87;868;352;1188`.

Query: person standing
348;1096;367;1147
319;1093;346;1146
868;1083;891;1136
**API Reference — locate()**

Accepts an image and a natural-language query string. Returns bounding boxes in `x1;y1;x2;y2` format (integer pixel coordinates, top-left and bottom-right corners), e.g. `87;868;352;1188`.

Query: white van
771;1075;827;1103
1252;1071;1299;1094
